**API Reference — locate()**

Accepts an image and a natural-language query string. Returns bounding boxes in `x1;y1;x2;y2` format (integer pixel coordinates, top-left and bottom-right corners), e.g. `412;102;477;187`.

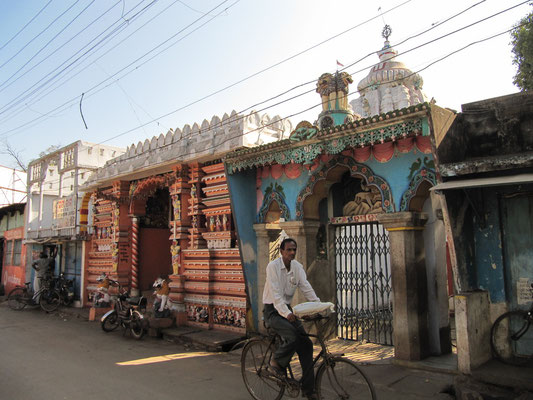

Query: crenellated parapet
84;110;292;189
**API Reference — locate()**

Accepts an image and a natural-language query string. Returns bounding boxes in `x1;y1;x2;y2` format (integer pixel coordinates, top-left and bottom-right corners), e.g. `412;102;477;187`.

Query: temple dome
350;26;427;118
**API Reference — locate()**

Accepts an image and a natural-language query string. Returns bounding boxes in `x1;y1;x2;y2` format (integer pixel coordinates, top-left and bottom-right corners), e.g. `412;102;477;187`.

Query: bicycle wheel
40;289;61;312
491;310;533;365
130;310;145;340
316;357;376;400
241;338;285;400
7;287;28;311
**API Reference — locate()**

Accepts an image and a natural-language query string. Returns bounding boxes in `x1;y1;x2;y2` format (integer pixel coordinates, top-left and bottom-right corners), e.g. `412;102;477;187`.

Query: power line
0;0;411;135
0;0;53;51
0;0;184;126
0;0;97;91
0;0;158;115
0;0;123;92
28;23;525;188
0;0;228;120
0;0;82;70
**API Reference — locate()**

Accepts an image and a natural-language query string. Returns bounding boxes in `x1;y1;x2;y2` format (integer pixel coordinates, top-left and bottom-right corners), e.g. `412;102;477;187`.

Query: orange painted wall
138;228;172;291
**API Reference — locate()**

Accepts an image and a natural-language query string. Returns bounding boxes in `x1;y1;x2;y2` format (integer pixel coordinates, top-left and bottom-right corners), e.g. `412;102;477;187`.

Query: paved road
0;302;458;400
0;303;248;400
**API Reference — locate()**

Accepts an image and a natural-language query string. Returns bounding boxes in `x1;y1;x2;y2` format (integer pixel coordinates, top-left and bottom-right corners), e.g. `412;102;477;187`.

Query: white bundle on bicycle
292;301;335;318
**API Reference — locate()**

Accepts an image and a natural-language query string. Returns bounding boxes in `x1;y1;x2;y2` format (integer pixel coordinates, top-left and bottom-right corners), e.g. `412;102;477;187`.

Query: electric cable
0;0;53;51
0;0;82;70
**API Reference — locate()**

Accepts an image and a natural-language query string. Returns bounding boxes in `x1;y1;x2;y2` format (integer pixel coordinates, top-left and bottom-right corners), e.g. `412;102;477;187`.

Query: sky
0;0;529;169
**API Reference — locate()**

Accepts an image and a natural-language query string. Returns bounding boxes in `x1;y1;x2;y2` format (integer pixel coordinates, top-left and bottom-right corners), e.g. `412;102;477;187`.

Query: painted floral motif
227;118;424;173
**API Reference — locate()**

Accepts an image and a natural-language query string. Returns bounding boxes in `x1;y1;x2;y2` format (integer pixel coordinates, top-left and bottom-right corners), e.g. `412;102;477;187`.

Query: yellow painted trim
387;226;425;231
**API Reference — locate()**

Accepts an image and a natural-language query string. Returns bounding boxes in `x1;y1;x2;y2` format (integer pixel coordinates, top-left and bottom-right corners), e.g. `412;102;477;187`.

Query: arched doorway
299;162;393;345
138;188;172;292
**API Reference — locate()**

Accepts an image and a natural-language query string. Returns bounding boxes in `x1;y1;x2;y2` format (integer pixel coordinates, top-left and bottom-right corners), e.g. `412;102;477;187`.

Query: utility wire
30;24;527;187
0;0;123;91
0;0;184;125
0;0;410;133
0;0;227;118
0;0;53;51
0;0;158;114
0;0;97;91
0;0;81;70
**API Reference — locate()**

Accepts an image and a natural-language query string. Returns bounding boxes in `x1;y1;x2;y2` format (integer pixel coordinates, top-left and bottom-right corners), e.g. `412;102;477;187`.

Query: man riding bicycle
262;238;320;400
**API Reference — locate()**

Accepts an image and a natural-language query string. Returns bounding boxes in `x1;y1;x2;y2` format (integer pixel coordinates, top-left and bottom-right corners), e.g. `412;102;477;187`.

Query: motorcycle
53;273;74;306
100;279;147;340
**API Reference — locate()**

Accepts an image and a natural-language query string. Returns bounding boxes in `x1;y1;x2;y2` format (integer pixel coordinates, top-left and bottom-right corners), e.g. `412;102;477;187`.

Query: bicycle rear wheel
40;289;61;312
491;310;533;365
7;287;28;311
316;357;376;400
241;338;285;400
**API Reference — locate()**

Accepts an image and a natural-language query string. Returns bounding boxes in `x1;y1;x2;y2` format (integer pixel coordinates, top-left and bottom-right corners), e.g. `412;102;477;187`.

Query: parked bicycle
53;273;75;306
7;279;61;312
100;278;147;340
491;283;533;365
241;313;376;400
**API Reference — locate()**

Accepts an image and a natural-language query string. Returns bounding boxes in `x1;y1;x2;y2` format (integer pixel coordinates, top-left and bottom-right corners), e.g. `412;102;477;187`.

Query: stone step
161;326;245;352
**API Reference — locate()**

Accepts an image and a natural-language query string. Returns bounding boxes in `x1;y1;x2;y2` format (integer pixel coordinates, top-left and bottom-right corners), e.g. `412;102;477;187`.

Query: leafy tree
511;9;533;90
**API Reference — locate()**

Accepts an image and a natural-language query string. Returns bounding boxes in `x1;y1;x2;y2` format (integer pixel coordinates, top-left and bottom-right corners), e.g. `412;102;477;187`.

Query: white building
25;141;125;303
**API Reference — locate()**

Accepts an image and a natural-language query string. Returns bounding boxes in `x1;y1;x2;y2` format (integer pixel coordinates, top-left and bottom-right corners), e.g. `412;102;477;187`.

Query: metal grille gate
334;222;393;345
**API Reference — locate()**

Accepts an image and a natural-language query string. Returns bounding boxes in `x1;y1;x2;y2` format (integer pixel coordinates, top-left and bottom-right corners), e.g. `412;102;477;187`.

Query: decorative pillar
377;212;429;361
169;164;191;326
253;223;281;333
130;216;140;296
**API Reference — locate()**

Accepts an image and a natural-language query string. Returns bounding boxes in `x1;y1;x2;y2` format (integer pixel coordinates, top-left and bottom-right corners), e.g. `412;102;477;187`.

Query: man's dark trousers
263;304;314;395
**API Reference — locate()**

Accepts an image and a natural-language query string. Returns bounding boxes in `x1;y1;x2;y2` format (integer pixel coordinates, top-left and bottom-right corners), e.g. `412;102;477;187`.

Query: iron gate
334;222;393;345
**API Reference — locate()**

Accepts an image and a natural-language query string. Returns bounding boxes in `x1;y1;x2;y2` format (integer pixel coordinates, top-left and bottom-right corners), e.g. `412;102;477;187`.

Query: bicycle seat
25;282;31;285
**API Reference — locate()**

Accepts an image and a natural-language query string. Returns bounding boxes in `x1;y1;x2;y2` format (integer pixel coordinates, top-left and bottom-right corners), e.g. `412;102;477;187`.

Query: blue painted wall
258;148;434;218
226;168;260;330
473;189;506;303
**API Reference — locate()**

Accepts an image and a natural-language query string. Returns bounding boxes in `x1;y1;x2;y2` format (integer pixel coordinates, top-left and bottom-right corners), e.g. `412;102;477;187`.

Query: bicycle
7;278;61;313
490;283;533;366
241;313;376;400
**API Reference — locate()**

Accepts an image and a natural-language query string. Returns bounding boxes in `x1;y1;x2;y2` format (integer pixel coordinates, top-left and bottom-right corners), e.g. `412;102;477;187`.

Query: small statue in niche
170;240;180;275
222;214;229;231
190;184;196;199
192;216;198;229
215;215;222;231
209;216;215;232
172;196;181;221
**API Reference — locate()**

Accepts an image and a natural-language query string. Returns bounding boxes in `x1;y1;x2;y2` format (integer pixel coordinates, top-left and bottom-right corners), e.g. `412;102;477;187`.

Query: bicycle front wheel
40;289;61;312
7;287;28;311
130;311;145;340
317;357;376;400
241;338;285;400
491;310;533;365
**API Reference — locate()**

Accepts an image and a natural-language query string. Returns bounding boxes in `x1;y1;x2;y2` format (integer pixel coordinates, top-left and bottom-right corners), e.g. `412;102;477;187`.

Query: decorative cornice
225;104;429;173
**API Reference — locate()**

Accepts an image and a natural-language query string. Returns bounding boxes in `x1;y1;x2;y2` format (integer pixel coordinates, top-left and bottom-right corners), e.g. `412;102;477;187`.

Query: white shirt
263;257;320;318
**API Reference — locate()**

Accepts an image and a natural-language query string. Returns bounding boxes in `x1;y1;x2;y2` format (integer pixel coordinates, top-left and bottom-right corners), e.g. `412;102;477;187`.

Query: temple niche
350;25;427;118
343;182;384;216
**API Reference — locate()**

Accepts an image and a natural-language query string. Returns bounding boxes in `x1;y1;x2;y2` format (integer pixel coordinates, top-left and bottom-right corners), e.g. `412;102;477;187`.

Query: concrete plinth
378;212;430;361
455;290;491;374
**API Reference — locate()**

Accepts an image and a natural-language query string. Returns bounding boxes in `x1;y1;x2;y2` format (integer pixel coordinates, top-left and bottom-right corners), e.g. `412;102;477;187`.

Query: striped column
131;216;139;295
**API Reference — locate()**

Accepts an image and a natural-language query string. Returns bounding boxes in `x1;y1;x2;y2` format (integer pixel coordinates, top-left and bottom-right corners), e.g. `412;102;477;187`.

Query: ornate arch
257;191;290;223
399;168;437;211
79;191;93;233
128;173;174;215
295;155;394;220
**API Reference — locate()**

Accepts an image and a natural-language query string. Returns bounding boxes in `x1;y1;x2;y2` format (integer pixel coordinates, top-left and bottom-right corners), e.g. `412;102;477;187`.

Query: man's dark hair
280;238;297;250
39;252;48;258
